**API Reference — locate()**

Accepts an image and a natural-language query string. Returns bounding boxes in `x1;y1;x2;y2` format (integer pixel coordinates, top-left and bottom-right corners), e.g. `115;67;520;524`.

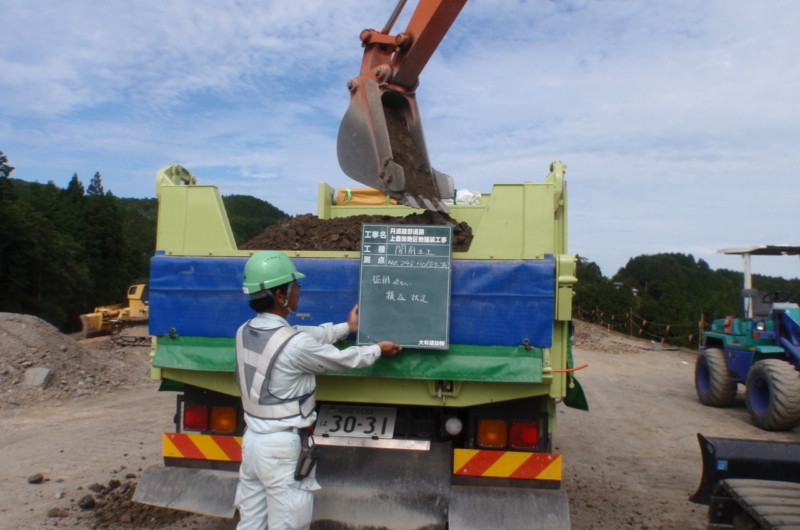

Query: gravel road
2;325;799;530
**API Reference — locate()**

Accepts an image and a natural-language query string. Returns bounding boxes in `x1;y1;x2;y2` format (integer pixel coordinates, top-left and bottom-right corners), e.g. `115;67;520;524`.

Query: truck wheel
745;359;800;431
695;348;736;407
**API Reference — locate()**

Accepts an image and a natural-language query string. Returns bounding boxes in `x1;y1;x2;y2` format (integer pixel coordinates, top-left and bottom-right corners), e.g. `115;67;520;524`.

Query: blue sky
3;0;799;280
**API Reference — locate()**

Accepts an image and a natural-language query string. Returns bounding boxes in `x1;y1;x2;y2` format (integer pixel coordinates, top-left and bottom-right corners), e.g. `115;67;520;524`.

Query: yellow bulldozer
79;284;150;346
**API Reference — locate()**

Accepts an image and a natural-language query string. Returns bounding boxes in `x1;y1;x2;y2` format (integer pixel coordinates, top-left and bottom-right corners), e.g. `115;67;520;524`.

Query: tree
0;150;16;202
87;171;104;196
65;173;85;201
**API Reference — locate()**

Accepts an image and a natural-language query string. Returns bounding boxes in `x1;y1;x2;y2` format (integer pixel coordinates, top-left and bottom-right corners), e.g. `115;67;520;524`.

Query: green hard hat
242;251;306;297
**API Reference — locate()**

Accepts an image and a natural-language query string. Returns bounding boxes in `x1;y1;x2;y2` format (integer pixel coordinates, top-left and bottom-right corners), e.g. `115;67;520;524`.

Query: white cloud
3;0;800;279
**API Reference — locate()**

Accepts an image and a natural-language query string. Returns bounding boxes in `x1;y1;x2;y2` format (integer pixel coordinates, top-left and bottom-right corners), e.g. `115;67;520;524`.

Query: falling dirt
383;105;440;201
240;211;473;252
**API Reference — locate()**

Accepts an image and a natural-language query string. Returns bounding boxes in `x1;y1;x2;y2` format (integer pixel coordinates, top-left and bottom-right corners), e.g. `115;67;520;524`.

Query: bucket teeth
422;198;435;211
436;199;451;214
403;194;421;209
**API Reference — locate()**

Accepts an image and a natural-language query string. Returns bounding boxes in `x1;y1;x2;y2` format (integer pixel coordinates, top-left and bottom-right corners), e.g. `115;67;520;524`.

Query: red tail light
509;421;539;449
184;405;210;431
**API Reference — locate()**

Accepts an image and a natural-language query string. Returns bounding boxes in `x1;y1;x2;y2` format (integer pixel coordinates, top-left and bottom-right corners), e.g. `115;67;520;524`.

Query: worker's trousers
235;430;320;530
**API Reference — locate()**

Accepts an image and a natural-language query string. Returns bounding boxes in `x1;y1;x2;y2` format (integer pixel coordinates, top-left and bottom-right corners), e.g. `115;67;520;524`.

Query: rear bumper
137;439;569;529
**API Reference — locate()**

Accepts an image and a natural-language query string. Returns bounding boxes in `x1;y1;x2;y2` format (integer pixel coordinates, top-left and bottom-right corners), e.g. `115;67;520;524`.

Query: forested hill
0;167;288;332
574;253;800;347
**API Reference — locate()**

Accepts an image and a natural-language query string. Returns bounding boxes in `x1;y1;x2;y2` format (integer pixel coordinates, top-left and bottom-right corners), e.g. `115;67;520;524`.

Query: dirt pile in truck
0;313;152;407
241;210;473;251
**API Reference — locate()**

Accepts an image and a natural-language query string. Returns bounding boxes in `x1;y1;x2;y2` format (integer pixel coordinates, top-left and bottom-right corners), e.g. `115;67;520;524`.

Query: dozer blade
134;465;238;518
337;78;453;213
80;312;106;340
690;433;800;505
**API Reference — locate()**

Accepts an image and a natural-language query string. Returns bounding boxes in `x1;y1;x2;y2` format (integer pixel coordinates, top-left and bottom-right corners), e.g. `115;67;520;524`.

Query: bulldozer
79;284;150;346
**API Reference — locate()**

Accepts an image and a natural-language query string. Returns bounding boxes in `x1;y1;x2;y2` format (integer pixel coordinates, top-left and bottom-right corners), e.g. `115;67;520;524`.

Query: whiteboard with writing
357;224;453;349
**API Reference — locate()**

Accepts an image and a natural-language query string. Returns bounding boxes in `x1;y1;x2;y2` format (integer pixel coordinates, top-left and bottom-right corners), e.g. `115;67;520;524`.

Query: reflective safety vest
235;322;316;419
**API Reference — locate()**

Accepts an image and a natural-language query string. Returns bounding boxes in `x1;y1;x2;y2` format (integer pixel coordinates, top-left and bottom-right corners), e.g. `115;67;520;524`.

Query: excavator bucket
337;0;465;213
338;80;453;213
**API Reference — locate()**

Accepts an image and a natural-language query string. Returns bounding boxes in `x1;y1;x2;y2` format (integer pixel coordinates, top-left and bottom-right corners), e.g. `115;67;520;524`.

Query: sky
3;0;799;280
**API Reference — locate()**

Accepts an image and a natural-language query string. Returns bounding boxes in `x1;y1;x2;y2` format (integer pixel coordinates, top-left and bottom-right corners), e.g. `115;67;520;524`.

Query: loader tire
695;348;737;407
745;359;800;431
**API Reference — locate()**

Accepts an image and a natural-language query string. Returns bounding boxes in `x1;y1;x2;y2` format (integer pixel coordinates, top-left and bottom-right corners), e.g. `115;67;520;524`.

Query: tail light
477;419;507;449
509;421;539;449
211;406;237;434
184;405;209;431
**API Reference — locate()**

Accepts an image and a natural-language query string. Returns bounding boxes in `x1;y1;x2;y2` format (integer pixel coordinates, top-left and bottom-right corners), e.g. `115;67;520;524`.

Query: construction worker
234;251;402;530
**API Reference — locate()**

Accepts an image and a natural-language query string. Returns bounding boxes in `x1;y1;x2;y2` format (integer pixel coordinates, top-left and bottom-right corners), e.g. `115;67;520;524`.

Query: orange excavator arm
337;0;468;213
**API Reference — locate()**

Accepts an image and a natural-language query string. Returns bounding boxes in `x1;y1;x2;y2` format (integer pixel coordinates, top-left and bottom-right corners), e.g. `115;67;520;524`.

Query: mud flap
133;466;238;518
312;442;451;530
449;486;570;530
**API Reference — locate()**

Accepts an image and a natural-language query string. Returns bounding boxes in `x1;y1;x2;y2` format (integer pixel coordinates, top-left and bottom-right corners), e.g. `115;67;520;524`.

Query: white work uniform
235;312;381;530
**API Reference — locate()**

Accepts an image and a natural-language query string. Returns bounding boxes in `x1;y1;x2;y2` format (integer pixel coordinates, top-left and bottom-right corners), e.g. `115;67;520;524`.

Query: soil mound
0;313;152;408
573;319;653;354
241;210;473;252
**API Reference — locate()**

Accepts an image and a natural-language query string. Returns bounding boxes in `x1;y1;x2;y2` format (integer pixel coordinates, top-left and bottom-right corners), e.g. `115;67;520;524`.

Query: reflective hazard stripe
163;433;243;462
453;449;562;480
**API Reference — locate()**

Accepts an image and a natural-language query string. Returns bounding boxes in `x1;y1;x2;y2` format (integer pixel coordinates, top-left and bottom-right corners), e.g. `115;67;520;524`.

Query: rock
8;396;19;405
23;367;53;389
60;345;67;352
120;514;132;523
20;361;34;368
77;495;96;510
124;473;136;479
55;491;65;499
88;483;105;494
48;507;69;518
28;473;45;484
107;479;121;490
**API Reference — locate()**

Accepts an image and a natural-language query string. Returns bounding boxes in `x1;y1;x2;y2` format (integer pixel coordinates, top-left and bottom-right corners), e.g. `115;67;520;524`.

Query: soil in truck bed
240;211;473;252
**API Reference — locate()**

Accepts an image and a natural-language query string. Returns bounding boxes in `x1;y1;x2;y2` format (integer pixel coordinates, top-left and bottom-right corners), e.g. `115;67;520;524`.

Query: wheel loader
79;283;150;346
133;1;587;528
694;246;800;431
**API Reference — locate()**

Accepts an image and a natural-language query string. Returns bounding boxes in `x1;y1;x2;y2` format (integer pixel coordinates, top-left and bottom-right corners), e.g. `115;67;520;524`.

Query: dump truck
79;283;150;346
694;246;800;431
135;1;586;527
133;160;585;529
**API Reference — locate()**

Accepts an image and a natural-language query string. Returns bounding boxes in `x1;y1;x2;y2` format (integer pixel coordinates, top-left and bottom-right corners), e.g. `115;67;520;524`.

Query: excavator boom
337;0;467;213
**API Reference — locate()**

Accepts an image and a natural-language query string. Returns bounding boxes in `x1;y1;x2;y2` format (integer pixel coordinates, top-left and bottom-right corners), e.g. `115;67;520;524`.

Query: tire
695;348;737;407
745;359;800;431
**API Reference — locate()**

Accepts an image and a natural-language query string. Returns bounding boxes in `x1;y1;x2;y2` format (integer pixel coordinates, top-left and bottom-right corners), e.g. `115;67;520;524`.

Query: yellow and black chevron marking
163;433;243;461
453;449;562;480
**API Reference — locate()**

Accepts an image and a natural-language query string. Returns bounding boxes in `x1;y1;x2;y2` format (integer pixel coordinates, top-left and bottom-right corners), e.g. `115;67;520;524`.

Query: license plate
315;405;397;438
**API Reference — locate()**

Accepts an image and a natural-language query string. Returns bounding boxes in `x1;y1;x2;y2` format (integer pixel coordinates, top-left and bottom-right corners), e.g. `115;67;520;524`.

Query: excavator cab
337;0;465;213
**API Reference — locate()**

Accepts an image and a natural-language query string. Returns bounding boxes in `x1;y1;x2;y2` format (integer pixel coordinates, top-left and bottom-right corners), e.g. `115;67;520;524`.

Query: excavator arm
337;0;468;213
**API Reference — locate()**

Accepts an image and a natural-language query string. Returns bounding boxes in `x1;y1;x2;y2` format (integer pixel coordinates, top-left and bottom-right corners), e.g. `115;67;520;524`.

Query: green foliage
3;172;288;331
87;171;104;196
223;194;289;246
117;197;159;282
574;252;800;349
0;150;15;202
0;200;91;330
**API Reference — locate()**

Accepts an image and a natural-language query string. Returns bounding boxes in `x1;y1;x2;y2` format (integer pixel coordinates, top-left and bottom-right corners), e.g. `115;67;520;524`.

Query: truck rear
135;162;585;530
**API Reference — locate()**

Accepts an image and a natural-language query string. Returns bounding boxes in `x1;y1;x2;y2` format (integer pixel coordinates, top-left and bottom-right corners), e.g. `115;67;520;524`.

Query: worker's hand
347;305;359;334
378;341;403;357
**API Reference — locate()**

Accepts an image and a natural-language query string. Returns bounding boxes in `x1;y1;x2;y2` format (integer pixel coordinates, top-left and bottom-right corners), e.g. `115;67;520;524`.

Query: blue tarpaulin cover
149;256;554;348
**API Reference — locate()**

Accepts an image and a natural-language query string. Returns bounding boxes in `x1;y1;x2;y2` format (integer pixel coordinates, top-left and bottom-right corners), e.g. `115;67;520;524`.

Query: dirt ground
240;211;473;252
2;316;799;530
